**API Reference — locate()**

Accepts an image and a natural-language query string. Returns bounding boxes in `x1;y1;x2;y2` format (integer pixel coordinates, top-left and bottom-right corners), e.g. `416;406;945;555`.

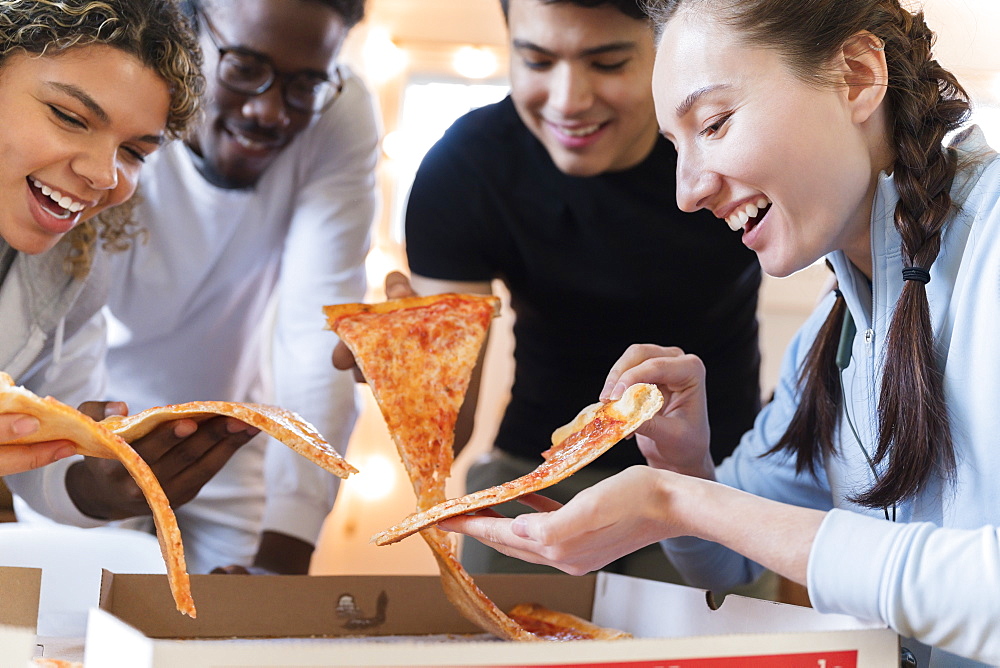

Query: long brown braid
644;0;971;508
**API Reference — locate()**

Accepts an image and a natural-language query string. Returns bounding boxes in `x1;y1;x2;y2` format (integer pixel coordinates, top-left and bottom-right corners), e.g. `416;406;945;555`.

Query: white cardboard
0;624;34;668
84;572;899;668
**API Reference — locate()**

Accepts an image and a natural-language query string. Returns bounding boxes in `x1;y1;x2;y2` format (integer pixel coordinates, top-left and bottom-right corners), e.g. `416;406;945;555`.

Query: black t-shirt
405;97;761;467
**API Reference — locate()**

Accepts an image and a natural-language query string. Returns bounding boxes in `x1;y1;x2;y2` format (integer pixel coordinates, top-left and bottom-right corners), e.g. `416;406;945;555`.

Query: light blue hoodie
663;127;1000;666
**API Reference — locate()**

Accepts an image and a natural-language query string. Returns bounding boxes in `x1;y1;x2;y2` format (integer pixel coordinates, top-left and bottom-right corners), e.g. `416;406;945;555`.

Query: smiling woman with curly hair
0;0;203;476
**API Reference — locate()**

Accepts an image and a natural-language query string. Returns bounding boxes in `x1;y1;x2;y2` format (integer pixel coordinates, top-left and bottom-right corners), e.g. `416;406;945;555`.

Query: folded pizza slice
102;401;357;479
372;383;663;545
0;372;195;618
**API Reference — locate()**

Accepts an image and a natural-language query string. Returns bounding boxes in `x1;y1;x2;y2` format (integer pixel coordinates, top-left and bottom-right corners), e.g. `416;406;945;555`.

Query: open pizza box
82;570;899;667
0;566;42;668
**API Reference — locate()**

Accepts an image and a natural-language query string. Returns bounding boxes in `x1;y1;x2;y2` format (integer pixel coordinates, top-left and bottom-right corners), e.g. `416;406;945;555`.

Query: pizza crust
0;374;361;619
507;602;631;641
372;383;663;546
103;401;357;479
0;372;195;618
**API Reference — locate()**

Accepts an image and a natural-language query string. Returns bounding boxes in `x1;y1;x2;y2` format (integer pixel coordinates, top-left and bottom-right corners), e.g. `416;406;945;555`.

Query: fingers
76;401;128;422
154;416;257;480
600;344;690;401
515;493;563;513
331;340;357;371
384;271;416;299
0;413;41;441
0;441;76;476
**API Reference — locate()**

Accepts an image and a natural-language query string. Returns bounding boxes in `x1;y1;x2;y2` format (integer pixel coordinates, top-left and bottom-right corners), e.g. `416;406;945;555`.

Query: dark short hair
499;0;647;21
186;0;366;30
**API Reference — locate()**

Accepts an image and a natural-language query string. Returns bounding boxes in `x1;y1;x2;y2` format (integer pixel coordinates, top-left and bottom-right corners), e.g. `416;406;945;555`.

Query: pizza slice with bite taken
372;382;663;545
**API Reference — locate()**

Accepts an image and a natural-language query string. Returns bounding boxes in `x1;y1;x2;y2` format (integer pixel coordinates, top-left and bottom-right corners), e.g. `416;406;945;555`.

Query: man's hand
0;413;76;476
65;401;259;520
331;271;418;381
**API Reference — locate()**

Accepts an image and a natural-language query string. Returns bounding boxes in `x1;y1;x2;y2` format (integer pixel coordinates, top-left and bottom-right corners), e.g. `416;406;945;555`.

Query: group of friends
0;0;997;665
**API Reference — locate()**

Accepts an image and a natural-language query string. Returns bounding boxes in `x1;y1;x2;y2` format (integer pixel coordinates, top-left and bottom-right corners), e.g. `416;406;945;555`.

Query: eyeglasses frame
194;2;344;115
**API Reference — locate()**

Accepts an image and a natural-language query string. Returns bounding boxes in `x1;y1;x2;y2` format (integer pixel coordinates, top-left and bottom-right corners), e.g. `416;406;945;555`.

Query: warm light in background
452;45;499;79
361;26;409;84
345;453;399;501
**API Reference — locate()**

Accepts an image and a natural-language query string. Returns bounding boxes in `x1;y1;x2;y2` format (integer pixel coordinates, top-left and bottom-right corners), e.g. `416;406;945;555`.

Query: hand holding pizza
331;271;416;380
439;466;702;576
600;344;715;480
0;412;76;475
65;401;259;521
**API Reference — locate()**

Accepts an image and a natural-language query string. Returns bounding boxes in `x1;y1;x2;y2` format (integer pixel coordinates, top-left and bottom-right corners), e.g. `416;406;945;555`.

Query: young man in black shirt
342;0;763;584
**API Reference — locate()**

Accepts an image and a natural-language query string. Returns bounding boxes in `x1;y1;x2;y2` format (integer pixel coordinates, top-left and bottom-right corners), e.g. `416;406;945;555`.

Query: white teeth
725;197;772;232
562;124;600;137
234;133;269;150
30;177;86;215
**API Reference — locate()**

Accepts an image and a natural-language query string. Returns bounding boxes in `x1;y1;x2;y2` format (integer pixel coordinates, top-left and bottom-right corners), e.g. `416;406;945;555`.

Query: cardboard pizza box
0;566;41;668
84;571;899;667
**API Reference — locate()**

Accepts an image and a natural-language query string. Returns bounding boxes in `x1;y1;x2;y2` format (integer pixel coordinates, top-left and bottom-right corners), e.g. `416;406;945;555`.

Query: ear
837;31;889;125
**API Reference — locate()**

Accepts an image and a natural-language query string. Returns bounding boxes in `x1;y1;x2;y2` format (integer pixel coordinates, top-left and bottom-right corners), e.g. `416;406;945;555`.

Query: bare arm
440;466;823;585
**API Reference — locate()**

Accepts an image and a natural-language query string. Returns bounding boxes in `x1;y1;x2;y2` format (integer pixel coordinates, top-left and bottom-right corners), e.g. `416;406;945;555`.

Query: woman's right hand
0;413;76;476
600;344;714;479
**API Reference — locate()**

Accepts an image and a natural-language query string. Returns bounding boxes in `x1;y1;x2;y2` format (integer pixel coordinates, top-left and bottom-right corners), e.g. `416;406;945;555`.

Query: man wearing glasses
12;0;378;577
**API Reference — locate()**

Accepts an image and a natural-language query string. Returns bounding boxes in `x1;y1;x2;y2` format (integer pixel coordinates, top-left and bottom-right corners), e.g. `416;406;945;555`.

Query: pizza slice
102;401;357;479
324;293;500;507
1;375;360;619
0;372;195;618
327;293;544;640
507;602;631;641
372;383;663;545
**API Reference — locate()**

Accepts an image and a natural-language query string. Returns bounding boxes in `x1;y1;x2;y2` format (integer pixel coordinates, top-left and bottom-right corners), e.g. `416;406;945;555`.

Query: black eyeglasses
195;4;343;115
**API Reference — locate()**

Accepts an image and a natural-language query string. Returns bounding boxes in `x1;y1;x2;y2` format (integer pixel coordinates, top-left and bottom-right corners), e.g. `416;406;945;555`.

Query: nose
547;63;594;117
72;145;119;192
674;149;720;213
240;83;292;128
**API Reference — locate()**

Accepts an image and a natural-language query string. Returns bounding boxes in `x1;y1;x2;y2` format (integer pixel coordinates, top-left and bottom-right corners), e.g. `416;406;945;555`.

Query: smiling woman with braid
436;0;1000;664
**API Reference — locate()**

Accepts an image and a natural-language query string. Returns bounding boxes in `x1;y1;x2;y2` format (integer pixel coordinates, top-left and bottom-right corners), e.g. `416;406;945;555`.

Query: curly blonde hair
0;0;205;278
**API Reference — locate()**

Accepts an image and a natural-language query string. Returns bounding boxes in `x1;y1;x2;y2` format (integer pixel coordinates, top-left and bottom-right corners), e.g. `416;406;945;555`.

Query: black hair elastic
902;267;931;284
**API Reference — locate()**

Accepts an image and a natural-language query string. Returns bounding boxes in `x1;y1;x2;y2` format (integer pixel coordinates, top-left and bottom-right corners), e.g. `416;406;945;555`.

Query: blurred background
310;0;1000;576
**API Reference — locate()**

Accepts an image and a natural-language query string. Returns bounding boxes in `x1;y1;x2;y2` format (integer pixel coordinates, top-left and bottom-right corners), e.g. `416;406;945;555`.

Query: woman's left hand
439;466;691;576
0;412;76;475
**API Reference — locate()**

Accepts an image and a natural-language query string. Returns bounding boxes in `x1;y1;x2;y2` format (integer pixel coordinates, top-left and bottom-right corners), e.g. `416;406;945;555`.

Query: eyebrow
676;83;732;117
47;81;164;146
511;39;637;58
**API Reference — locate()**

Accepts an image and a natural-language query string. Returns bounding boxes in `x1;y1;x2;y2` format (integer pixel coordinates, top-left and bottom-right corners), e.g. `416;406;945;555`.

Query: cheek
509;70;546;113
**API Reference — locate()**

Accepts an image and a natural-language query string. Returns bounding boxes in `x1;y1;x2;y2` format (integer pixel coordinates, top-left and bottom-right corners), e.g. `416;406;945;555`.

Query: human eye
592;58;629;73
521;56;553;71
122;146;148;164
698;112;732;138
48;104;86;129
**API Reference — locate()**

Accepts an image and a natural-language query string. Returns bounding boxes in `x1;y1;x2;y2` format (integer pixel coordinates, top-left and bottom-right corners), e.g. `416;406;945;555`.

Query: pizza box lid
84;570;899;667
0;566;41;667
